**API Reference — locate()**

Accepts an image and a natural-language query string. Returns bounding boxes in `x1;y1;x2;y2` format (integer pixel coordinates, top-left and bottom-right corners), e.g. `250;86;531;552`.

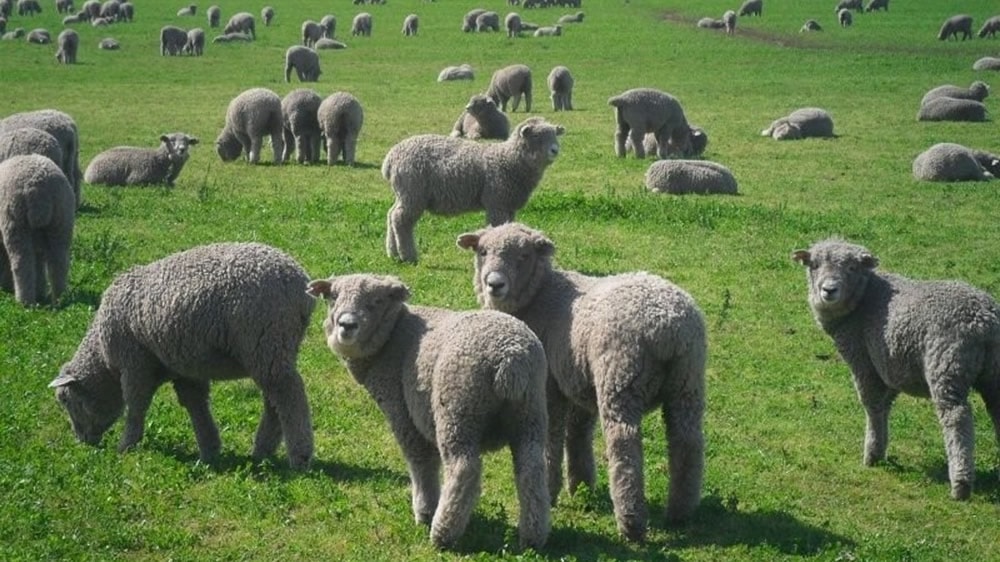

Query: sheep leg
598;396;647;542
374;392;440;523
252;392;283;460
485;208;514;227
309;133;322;164
4;229;38;305
524;89;532;112
117;359;164;453
614;113;630;158
343;133;358;166
270;130;285;165
978;376;1000;456
172;378;221;462
566;91;573;111
235;131;253;162
565;404;597;493
45;224;73;303
545;385;569;506
248;136;263;164
294;133;309;164
33;250;47;303
550;92;558;112
852;368;897;466
254;370;313;469
281;128;294;163
510;93;522;112
387;201;421;263
0;245;12;293
662;357;705;523
629;129;647;159
509;402;551;550
432;438;482;549
326;134;342;166
928;354;976;500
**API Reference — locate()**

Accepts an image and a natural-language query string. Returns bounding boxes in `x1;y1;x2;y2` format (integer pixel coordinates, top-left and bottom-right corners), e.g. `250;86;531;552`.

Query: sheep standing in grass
0;128;63;167
487;64;532;112
920;81;989;106
627;126;709;159
0;109;82;208
547;66;573;111
402;13;418;36
835;0;862;11
98;0;119;20
917;98;987;122
284;46;320;83
317;92;364;166
437;64;473;82
505;12;521;36
476;11;499;32
865;0;887;12
450;94;509;140
306;273;550;550
645;159;738;195
160;25;187;55
462;8;486;32
51;243;316;469
223;12;254;38
723;10;736;34
56;0;72;13
84;133;199;187
383;117;563;263
838;8;852;27
738;0;762;16
792;239;1000;500
761;107;835;140
281;89;322;164
912;143;997;182
17;0;40;15
301;20;322;46
979;16;1000;38
55;28;78;63
206;4;219;27
320;14;336;38
261;6;273;26
939;15;973;41
609;87;696;158
216;87;284;164
457;223;707;542
184;27;205;55
351;12;371;36
81;0;98;18
119;2;132;22
0;155;74;306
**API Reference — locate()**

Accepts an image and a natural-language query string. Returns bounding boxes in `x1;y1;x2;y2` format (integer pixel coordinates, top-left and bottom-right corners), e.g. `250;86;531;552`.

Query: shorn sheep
383;117;563;263
84;133;199;187
284;46;321;83
979;16;1000;38
457;222;707;542
0;109;83;208
317;91;364;166
645;159;738;195
281;89;322;164
50;243;316;469
920;81;989;107
487;64;533;113
351;12;371;36
761;107;835;140
938;14;973;41
547;66;573;111
55;28;78;63
609;87;697;158
306;273;550;550
215;87;284;164
0;154;75;306
912;143;998;182
450;94;510;141
792;239;1000;500
917;98;987;122
738;0;762;16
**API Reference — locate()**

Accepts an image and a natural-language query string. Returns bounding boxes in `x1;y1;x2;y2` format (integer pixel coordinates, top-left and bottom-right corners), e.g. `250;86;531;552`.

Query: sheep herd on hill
3;0;1000;552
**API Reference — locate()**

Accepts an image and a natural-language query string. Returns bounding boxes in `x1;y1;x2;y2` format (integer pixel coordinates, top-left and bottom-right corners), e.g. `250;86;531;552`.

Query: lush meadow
2;0;1000;560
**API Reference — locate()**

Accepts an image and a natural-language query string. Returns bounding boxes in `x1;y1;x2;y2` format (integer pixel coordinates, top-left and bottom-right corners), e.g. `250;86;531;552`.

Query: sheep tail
491;352;542;403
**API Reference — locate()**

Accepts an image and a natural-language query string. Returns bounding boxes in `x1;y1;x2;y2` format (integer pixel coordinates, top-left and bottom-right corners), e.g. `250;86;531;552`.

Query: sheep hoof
617;515;647;543
951;481;972;501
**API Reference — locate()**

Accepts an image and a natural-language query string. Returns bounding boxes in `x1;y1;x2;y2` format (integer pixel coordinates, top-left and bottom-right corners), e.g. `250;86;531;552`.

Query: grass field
2;0;1000;560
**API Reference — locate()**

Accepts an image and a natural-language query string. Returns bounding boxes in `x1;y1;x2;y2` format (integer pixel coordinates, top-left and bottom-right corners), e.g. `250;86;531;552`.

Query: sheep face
162;133;198;164
457;223;554;315
792;240;878;322
215;130;242;161
466;94;498;117
50;363;124;446
513;118;564;164
307;274;409;360
770;121;802;140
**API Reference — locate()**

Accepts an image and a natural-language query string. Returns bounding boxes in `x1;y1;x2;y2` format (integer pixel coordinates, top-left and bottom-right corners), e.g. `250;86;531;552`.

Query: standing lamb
351;12;371;36
487;64;533;112
98;0;119;20
0;109;82;208
281;89;322;164
462;8;486;32
450;94;509;140
160;25;187;55
317;91;364;166
912;143;996;182
738;0;762;16
457;223;707;542
206;4;219;27
609;87;696;158
382;117;563;263
320;14;336;38
979;16;1000;38
645;159;738;195
215;87;284;165
722;10;736;34
838;8;852;27
55;28;78;63
119;1;132;22
261;6;273;26
0;154;75;306
865;0;888;12
183;27;205;55
50;243;316;469
284;45;321;83
176;3;195;17
547;66;574;111
792;239;1000;500
505;12;521;37
84;133;199;187
938;15;973;41
306;273;550;550
437;64;474;82
920;81;989;106
835;0;862;12
916;98;987;122
761;107;835;140
301;20;322;46
401;13;417;36
223;12;255;39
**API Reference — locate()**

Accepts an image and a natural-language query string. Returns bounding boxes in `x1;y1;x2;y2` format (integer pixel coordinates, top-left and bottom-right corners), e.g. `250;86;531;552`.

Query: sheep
50;242;316;469
474;10;499;32
160;25;187;55
722;10;736;34
223;11;254;39
979;16;1000;38
1;28;23;40
212;31;251;43
56;0;72;13
761;107;835;140
800;19;822;32
301;19;322;46
437;64;474;82
206;4;219;27
90;16;109;26
864;0;887;12
462;8;486;32
456;222;707;542
118;1;131;22
738;0;762;17
261;6;273;26
835;0;862;12
317;91;364;166
546;66;573;112
183;27;205;55
626;126;709;159
305;273;550;550
176;3;195;17
61;12;82;24
0;127;63;168
938;14;973;41
280;89;322;164
0;155;74;306
83;133;198;187
284;46;321;83
383;117;563;263
645;159;738;195
314;38;346;50
98;37;118;49
533;25;561;37
487;64;532;113
505;12;521;37
216;87;284;165
401;13;417;36
838;8;852;27
16;0;40;15
26;28;50;43
912;143;996;182
0;109;82;208
519;21;539;32
557;11;583;24
920;81;989;107
450;94;509;140
0;16;5;32
609;87;696;158
98;0;119;21
973;57;1000;71
917;97;987;122
351;12;371;36
697;18;725;30
55;29;78;63
319;14;336;38
792;239;1000;500
80;0;98;18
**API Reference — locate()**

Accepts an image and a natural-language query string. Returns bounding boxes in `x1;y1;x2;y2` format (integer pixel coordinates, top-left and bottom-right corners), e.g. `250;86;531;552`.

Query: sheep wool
547;66;574;111
938;14;973;41
920;81;990;107
0;127;63;168
912;143;995;182
215;87;284;164
437;64;473;82
645;159;738;195
281;89;322;164
84;132;199;187
223;11;254;38
917;97;987;122
55;28;78;63
761;107;834;140
351;12;371;36
487;64;533;112
738;0;762;17
284;45;321;83
0;109;83;208
317;92;364;166
609;87;696;158
450;94;510;140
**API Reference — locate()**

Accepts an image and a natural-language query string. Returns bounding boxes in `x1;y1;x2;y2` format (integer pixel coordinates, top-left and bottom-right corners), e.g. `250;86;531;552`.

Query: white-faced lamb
319;14;336;38
0;154;74;306
792;239;1000;500
0;109;82;208
306;273;550;550
402;13;417;36
979;16;1000;38
546;66;573;111
533;25;561;36
176;4;195;17
50;243;316;469
223;12;254;39
0;127;63;168
761;107;835;140
284;45;321;83
487;64;533;112
462;8;486;32
84;132;198;187
98;37;118;49
800;19;822;32
314;38;346;49
838;8;852;27
281;89;322;164
55;29;78;63
450;94;509;140
609;87;697;158
183;27;205;55
921;81;989;107
216;87;284;165
383;117;563;263
912;143;997;182
26;28;49;43
261;6;273;26
865;0;887;12
938;14;973;41
738;0;762;16
160;25;187;55
351;12;371;36
917;97;987;122
645;159;738;195
457;222;707;542
437;64;473;82
317;91;364;166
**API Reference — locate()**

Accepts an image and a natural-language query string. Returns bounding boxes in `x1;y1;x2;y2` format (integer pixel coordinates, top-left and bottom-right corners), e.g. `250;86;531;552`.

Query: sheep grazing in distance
56;0;72;13
223;11;254;39
301;20;322;46
176;4;195;17
835;0;862;12
556;11;583;24
314;38;346;49
317;91;364;166
920;81;989;107
0;155;74;306
723;10;736;34
351;12;371;36
838;8;852;27
533;25;561;37
609;87;697;158
0;127;63;168
792;239;1000;500
438;64;474;81
183;27;205;55
306;274;551;550
206;4;219;27
917;97;987;122
462;8;486;32
938;14;973;41
801;19;822;32
55;29;78;63
284;46;321;83
216;87;285;164
912;143;997;182
0;109;82;208
212;32;251;43
319;14;336;38
84;133;199;187
281;89;322;164
261;6;273;26
17;0;40;15
160;25;187;55
476;11;499;32
505;12;521;36
547;66;573;111
26;28;50;43
738;0;762;16
979;16;1000;38
761;107;835;140
98;37;119;49
457;223;707;542
627;126;709;159
697;18;725;30
401;13;417;36
451;94;510;140
119;2;132;22
81;0;98;18
51;243;316;469
864;0;887;12
519;21;539;32
98;0;119;21
487;64;533;112
382;117;563;263
645;159;738;195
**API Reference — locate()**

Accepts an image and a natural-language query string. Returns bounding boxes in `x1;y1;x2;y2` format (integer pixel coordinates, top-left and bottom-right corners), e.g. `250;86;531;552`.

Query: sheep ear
386;278;410;302
860;253;878;269
555;125;565;136
456;232;480;251
791;250;811;265
159;135;170;145
534;236;555;258
306;279;334;299
517;122;536;138
49;370;77;388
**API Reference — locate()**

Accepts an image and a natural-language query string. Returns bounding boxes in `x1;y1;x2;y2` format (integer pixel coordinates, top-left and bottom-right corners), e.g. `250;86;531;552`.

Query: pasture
2;0;1000;560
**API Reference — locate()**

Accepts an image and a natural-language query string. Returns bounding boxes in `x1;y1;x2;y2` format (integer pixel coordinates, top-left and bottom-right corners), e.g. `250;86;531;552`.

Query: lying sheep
457;223;707;542
314;37;346;49
973;57;1000;71
626;126;709;159
547;66;573;111
738;0;762;16
938;14;973;41
50;243;315;469
90;16;109;26
723;10;736;34
920;81;989;106
792;239;1000;500
176;3;195;17
98;36;119;49
487;64;532;112
462;8;486;32
223;11;254;39
160;25;187;55
184;27;205;55
761;107;835;140
912;143;996;182
306;273;550;550
0;127;63;167
61;12;83;24
0;109;82;208
26;28;50;43
697;17;725;29
0;154;75;306
206;4;219;27
557;11;583;24
438;64;473;82
800;19;822;32
645;159;738;195
450;94;510;140
1;28;23;40
317;91;364;166
216;87;284;164
475;11;499;32
917;97;987;122
979;16;1000;38
865;0;887;12
84;133;198;187
212;32;251;43
351;12;371;36
519;21;539;32
505;12;521;37
533;25;561;36
609;87;696;158
402;13;417;36
261;5;273;26
281;89;322;164
284;45;321;83
383;117;563;263
55;28;78;63
838;8;852;27
320;14;336;38
301;20;323;46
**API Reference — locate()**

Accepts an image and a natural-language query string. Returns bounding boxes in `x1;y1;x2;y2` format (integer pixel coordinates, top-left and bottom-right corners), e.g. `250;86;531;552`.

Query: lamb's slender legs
853;371;897;466
545;387;568;506
118;362;163;452
566;91;573;111
565;404;597;493
33;252;47;303
46;224;73;303
432;442;482;549
629;129;646;159
510;403;551;550
405;444;442;525
173;378;222;461
387;202;421;263
4;229;38;305
343;132;358;166
662;362;705;523
523;90;532;112
253;368;313;469
270;131;285;165
309;133;321;164
614;126;630;158
510;93;522;112
978;377;1000;458
928;351;977;499
252;391;284;461
281;129;294;163
327;135;342;166
600;405;647;542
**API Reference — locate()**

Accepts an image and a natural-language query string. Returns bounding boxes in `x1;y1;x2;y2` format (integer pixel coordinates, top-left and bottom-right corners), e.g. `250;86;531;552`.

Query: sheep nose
336;313;360;339
485;271;508;298
820;283;839;302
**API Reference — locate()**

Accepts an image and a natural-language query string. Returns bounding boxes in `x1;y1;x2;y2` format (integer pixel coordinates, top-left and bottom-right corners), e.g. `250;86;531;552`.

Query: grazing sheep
557;11;583;24
0;109;82;208
319;14;336;38
216;87;284;165
81;0;98;18
401;13;417;36
351;12;371;36
55;29;78;63
462;8;486;32
487;64;532;112
183;27;205;55
938;14;973;41
98;37;119;49
475;11;500;32
281;89;322;164
917;98;987;122
306;273;550;550
223;11;254;38
176;3;195;17
206;4;219;27
645;159;738;195
0;155;74;305
50;243;316;469
533;25;561;37
912;143;996;182
56;0;72;13
697;18;725;30
317;92;364;166
505;12;521;37
98;0;119;21
738;0;762;17
979;16;1000;38
792;239;1000;500
761;107;835;140
626;126;709;160
301;19;322;46
547;66;573;111
160;25;186;55
26;28;50;43
835;0;862;12
314;37;346;49
383;117;563;263
450;94;510;140
212;32;251;43
0;127;63;168
118;1;131;22
84;133;198;187
17;0;40;15
438;64;474;82
838;8;852;27
973;57;1000;71
801;19;822;32
864;0;887;12
284;46;321;83
261;5;273;26
457;223;707;542
920;81;989;107
609;87;696;158
723;10;736;34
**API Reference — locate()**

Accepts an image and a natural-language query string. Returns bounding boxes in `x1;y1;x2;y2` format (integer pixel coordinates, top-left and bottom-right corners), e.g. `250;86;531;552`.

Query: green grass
2;0;1000;560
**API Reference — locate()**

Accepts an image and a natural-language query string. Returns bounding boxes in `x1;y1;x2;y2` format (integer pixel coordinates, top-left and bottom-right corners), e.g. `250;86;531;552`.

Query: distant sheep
160;25;187;55
697;18;725;30
401;13;417;36
56;0;72;13
979;16;1000;38
738;0;761;16
800;19;822;32
505;12;521;36
462;8;486;32
609;87;697;158
212;32;251;43
912;143;996;182
834;0;862;11
761;107;835;140
206;4;219;27
55;29;78;63
557;11;583;24
284;45;321;83
920;81;989;107
1;28;24;40
547;66;573;111
487;64;533;112
626;126;709;159
314;37;346;49
90;16;109;26
176;3;195;17
216;87;284;164
84;132;199;187
450;94;510;140
301;20;322;46
223;11;254;38
864;0;887;12
17;0;40;15
438;64;474;81
917;97;987;122
533;25;561;36
973;57;1000;71
320;14;336;38
0;109;82;208
351;12;371;36
119;1;132;22
317;91;364;166
98;37;119;49
26;28;50;43
98;0;119;20
81;0;98;18
475;11;499;32
938;14;973;41
723;10;736;34
183;27;205;55
838;8;852;27
281;89;322;164
645;159;738;195
61;12;83;24
261;6;273;26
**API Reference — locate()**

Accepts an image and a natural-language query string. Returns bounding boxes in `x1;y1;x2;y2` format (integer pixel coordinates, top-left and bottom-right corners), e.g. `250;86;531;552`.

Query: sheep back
284;45;320;83
546;65;574;111
762;107;834;139
938;14;973;40
920;81;990;106
912;143;993;182
223;12;254;38
216;87;284;163
437;64;473;81
645;159;738;195
609;87;693;157
450;94;510;140
0;109;82;208
317;92;364;166
0;127;62;167
487;64;533;112
160;25;186;55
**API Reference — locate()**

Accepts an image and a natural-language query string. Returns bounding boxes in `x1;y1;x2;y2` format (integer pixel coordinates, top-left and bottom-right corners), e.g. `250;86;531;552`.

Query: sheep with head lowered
401;13;418;36
938;14;973;41
505;12;521;37
609;87;697;158
261;6;273;26
973;57;1000;71
206;4;219;27
317;91;364;166
917;97;987;122
865;0;888;12
761;107;835;140
216;87;284;164
0;127;63;168
319;14;336;38
626;126;709;160
0;109;82;208
223;11;255;38
645;159;738;195
912;143;998;182
792;239;1000;500
475;11;499;32
487;64;532;112
160;25;187;55
351;12;371;36
838;8;852;27
306;273;550;550
835;0;862;12
50;242;315;469
462;8;486;32
84;132;199;187
281;89;322;164
739;0;762;16
723;10;737;34
450;94;509;140
301;20;323;46
920;81;989;107
383;117;563;263
183;27;205;55
55;28;78;63
979;16;1000;38
457;222;707;542
284;45;321;83
547;65;573;111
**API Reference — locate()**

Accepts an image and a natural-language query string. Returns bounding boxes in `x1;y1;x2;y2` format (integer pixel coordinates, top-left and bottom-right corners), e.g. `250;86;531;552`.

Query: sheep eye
478;248;487;257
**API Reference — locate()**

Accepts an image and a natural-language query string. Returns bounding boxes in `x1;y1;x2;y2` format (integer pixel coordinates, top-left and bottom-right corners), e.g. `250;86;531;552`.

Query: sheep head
792;239;879;324
307;274;409;360
457;222;554;315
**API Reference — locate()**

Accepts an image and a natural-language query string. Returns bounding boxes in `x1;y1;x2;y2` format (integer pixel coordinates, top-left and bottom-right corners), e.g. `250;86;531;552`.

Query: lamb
84;133;198;187
626;126;709;159
973;57;1000;71
475;11;499;32
223;12;254;39
206;4;219;27
176;4;195;17
98;0;119;21
401;13;417;36
609;87;696;158
645;159;738;195
838;8;852;27
697;18;725;30
938;15;973;41
301;20;322;46
979;16;1000;38
0;155;75;306
864;0;887;12
261;6;273;26
911;143;996;182
26;28;50;43
456;222;707;542
533;25;561;37
216;87;284;164
306;273;550;550
317;91;364;166
920;81;989;107
761;107;835;140
383;117;563;263
1;27;23;40
0;109;82;208
462;8;486;32
183;27;205;55
56;0;72;13
450;94;509;140
80;0;98;17
487;64;533;112
546;66;573;111
505;12;521;37
212;32;251;43
320;14;336;38
16;0;39;15
791;239;1000;500
723;10;736;34
118;1;131;22
281;89;322;164
557;11;583;24
800;19;822;32
917;97;987;122
284;46;321;83
98;37;118;49
437;64;473;82
50;243;316;469
160;25;187;55
351;12;371;36
738;0;762;17
314;38;346;49
55;28;78;63
0;127;63;167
